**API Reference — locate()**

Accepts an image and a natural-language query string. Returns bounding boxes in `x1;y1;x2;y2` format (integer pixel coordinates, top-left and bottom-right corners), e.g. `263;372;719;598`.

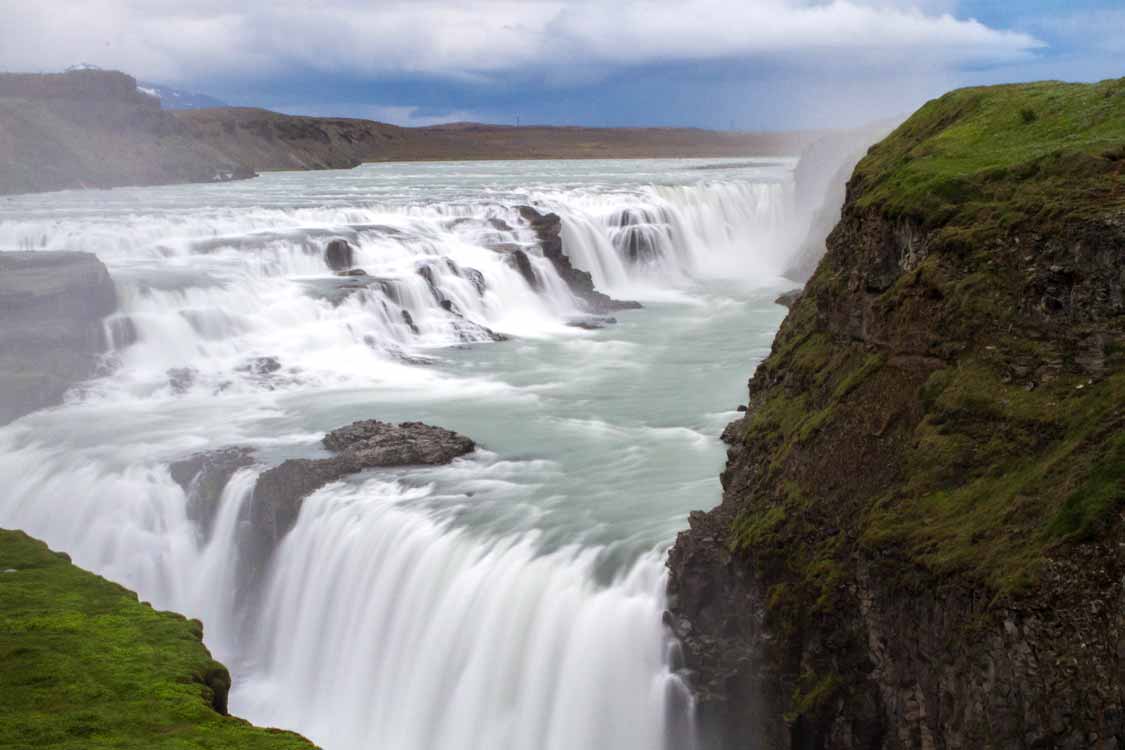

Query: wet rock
167;367;197;394
463;267;487;295
719;416;746;443
324;239;355;272
488;217;512;232
322;420;476;462
238;356;281;376
169;447;255;540
610;207;668;263
566;315;617;330
774;288;802;309
0;252;117;424
401;309;420;335
507;249;540;289
247;421;476;564
336;268;368;277
299;276;396;307
516;205;641;314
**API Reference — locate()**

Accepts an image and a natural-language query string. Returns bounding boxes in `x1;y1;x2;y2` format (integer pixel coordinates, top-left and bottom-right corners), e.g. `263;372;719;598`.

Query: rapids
0;158;798;750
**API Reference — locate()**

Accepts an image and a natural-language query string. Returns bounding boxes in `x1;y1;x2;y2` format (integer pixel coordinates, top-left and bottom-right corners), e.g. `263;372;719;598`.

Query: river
0;158;798;750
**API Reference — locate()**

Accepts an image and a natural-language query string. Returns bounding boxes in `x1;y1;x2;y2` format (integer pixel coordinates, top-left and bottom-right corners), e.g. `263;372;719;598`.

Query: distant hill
176;109;818;171
137;81;228;110
0;69;251;195
0;67;820;196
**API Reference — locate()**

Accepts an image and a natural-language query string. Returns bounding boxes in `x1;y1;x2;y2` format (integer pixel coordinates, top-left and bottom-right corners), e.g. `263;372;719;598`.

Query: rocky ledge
517;205;642;314
0;252;117;425
667;78;1125;749
171;420;476;581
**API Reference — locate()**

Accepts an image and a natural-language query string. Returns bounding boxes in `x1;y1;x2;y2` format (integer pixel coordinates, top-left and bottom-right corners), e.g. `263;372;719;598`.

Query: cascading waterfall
0;159;797;750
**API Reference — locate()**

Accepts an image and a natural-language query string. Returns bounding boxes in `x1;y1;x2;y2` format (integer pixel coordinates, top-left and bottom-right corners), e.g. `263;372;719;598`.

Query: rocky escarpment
0;252;117;424
0;529;314;748
0;69;253;195
668;78;1125;749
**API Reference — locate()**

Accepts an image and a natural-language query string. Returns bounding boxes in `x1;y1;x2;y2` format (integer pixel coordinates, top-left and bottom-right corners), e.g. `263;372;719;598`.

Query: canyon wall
668;78;1125;749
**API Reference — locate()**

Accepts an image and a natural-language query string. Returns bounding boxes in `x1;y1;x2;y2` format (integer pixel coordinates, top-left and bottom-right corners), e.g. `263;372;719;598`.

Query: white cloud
0;0;1042;84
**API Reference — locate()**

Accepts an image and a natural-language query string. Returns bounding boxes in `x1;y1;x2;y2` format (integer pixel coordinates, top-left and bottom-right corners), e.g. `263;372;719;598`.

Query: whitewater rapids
0;158;797;750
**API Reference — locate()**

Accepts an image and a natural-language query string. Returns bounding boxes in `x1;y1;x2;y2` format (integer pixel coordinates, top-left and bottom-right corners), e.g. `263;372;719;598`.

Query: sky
0;0;1121;130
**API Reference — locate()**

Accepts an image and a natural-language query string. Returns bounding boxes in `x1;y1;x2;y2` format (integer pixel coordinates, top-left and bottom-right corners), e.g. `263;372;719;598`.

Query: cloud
0;0;1042;84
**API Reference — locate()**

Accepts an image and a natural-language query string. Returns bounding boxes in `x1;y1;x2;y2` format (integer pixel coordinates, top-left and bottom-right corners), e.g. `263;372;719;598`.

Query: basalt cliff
668;78;1125;748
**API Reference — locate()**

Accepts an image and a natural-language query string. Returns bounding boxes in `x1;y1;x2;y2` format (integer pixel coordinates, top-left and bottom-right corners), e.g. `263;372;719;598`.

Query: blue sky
1;1;1121;129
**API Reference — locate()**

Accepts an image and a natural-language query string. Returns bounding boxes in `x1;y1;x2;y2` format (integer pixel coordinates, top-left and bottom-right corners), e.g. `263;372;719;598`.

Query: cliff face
668;79;1125;749
0;252;118;425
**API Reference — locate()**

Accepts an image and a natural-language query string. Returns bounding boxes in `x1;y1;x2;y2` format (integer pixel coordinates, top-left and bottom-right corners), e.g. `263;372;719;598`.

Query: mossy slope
734;76;1125;595
668;77;1125;749
0;529;316;750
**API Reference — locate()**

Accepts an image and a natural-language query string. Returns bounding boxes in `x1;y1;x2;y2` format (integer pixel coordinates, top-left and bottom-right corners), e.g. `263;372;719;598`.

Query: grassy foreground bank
0;529;315;750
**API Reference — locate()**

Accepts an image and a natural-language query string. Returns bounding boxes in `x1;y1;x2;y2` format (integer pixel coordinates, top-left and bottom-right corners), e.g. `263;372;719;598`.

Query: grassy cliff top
726;77;1124;605
851;77;1125;241
0;529;315;749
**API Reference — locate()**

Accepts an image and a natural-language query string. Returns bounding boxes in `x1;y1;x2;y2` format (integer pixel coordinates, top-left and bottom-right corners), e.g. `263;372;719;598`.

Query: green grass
852;77;1125;241
0;529;316;750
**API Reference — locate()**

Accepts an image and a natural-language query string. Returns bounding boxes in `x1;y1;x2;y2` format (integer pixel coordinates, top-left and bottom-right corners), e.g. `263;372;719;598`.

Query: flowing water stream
0;158;798;750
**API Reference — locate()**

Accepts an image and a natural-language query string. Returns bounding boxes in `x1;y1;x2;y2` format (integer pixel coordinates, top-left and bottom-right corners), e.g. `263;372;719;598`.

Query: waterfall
0;161;795;750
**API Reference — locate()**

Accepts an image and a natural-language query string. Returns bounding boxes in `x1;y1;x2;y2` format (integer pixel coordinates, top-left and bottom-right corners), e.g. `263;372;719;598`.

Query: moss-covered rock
667;78;1125;749
0;529;317;750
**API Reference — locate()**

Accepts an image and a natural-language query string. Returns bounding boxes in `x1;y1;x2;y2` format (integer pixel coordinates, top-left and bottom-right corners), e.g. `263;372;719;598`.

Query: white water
0;158;797;750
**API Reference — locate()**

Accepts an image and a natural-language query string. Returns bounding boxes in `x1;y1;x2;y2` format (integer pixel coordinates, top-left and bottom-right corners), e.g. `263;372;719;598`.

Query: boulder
0;252;117;424
169;447;256;540
322;420;476;462
324;239;355;272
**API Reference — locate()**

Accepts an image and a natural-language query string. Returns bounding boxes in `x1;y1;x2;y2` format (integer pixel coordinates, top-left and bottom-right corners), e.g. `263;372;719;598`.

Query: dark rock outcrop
246;421;475;571
0;252;116;424
507;248;541;289
170;447;256;540
667;80;1125;750
517;205;641;313
774;289;802;309
324;239;355;272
